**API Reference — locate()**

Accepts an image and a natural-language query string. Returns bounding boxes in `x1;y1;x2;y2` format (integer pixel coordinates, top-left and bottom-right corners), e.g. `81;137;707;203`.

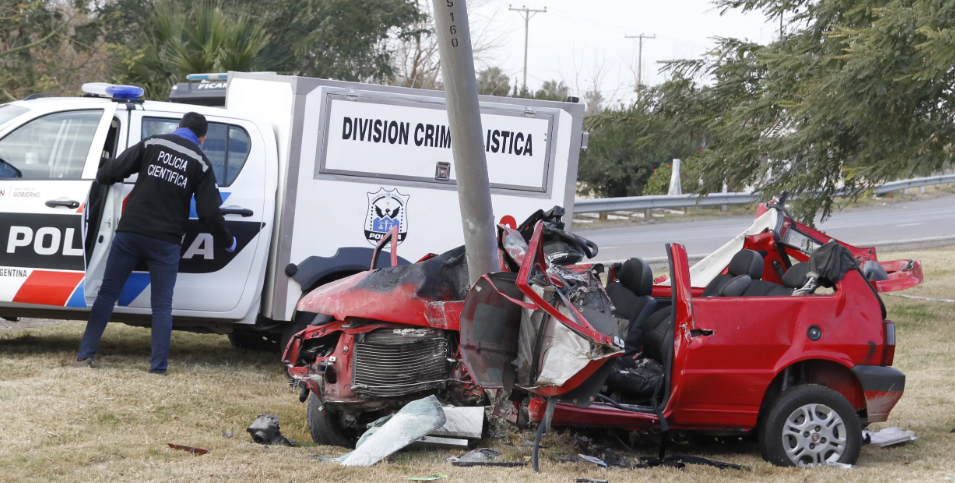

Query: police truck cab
0;73;586;349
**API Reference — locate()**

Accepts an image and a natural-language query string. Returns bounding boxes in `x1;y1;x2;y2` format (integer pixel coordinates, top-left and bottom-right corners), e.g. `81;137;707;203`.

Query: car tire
759;384;862;467
227;332;279;352
307;392;352;447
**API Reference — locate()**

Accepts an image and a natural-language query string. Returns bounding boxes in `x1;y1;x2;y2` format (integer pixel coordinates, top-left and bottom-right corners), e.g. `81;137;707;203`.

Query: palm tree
114;0;270;99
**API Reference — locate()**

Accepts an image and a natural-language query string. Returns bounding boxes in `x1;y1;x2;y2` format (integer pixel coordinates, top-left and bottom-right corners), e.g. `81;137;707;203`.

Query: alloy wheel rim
781;403;847;466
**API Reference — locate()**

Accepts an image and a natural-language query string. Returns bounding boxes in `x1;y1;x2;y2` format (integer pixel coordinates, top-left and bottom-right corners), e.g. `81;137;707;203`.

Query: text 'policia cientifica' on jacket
96;134;233;247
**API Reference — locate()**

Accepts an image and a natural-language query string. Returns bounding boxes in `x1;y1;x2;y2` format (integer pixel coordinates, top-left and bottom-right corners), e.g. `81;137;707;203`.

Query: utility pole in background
509;5;547;93
625;33;655;96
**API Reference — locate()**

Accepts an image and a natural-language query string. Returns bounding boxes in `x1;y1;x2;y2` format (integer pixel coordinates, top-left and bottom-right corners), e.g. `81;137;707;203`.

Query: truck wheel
307;392;352;447
228;332;279;352
758;384;861;467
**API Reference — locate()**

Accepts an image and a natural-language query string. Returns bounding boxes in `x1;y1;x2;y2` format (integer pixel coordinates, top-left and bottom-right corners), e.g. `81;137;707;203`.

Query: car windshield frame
0;104;30;131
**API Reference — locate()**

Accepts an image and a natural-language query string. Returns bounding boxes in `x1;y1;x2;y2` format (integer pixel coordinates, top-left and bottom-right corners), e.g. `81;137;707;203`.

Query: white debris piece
430;406;484;439
863;427;917;447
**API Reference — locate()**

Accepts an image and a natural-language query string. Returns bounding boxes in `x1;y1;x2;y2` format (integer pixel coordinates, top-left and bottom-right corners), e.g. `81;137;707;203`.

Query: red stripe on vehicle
13;270;85;306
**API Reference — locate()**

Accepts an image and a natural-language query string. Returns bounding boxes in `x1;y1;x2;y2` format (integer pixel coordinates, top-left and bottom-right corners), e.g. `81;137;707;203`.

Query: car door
660;243;695;419
86;111;266;315
0;105;117;308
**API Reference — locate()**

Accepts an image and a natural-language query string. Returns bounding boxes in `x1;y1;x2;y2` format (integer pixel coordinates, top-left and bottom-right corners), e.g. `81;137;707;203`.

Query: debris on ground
575;479;609;483
221;430;234;438
826;461;855;469
339;395;446;467
408;474;447;481
639;455;745;470
577;454;608;467
447;448;501;463
247;414;296;446
410;435;469;449
445;448;527;467
863;427;917;447
571;432;627;467
431;406;484;439
167;443;209;455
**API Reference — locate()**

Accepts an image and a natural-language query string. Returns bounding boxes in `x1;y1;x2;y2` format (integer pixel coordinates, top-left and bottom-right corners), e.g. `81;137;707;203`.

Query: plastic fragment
408;474;448;481
578;454;607;467
167;443;208;455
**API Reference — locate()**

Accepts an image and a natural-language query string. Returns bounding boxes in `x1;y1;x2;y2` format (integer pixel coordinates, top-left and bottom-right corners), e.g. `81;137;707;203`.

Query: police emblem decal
364;188;410;245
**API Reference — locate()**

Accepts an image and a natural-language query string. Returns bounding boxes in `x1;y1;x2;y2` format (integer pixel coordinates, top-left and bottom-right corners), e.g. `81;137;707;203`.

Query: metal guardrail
576;175;955;214
872;174;955;195
574;192;756;213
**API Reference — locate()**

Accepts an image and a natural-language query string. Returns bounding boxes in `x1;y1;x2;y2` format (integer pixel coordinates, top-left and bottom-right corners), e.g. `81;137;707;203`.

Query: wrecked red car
284;198;920;467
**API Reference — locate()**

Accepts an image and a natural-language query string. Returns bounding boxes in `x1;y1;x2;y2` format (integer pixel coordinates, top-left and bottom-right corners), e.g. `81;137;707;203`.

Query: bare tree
389;0;504;89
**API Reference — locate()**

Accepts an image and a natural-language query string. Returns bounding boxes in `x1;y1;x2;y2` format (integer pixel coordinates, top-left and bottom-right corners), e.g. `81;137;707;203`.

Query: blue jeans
77;232;180;373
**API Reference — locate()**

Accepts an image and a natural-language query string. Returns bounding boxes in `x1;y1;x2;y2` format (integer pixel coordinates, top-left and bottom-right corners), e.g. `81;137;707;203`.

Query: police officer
74;112;235;374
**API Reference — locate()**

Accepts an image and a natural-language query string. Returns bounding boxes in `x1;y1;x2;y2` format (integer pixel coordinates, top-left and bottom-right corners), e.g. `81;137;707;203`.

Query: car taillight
882;320;896;366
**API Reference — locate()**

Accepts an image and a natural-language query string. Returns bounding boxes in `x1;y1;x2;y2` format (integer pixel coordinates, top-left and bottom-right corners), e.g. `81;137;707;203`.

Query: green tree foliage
1;1;105;100
512;79;570;101
577;100;700;198
111;1;270;99
476;66;509;96
655;0;955;221
221;0;422;81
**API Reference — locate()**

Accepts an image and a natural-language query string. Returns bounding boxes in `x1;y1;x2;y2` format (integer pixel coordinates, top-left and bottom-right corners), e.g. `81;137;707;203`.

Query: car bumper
852;365;905;423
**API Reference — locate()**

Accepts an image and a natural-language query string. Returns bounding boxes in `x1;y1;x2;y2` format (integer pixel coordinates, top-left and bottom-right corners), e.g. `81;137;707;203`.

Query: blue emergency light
186;73;228;81
81;82;144;100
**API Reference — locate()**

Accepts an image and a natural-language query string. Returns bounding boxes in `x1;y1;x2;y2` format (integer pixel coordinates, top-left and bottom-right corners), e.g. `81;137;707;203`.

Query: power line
508;4;547;92
625;33;656;95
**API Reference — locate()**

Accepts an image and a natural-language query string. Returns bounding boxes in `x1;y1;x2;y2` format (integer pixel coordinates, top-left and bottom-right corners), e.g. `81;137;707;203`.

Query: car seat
781;262;810;289
606;258;658;356
701;249;764;297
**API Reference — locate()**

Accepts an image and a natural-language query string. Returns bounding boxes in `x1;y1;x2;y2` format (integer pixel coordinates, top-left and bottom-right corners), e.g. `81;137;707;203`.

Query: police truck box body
0;73;585;345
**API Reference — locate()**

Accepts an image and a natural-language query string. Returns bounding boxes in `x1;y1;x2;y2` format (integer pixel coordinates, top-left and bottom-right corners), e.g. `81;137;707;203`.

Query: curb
592;235;955;269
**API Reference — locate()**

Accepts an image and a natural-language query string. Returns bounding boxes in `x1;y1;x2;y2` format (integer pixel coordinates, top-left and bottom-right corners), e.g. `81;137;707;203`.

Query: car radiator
351;328;451;399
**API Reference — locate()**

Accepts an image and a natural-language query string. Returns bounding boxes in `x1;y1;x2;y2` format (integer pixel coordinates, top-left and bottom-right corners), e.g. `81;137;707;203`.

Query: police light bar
81;82;144;100
186;73;228;81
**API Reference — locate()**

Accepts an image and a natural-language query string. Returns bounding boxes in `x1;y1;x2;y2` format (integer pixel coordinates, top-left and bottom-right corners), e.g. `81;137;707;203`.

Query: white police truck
0;73;586;349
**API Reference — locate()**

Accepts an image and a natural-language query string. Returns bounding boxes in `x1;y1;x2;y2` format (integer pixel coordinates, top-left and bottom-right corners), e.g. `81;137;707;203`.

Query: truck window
0;109;103;180
141;117;250;187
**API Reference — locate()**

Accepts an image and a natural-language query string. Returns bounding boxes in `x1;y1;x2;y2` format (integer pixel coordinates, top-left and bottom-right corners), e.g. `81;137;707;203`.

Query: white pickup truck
0;73;586;349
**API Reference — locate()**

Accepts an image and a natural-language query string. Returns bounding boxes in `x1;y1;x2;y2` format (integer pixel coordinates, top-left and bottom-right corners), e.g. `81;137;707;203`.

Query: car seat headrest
619;258;653;297
781;262;810;288
728;249;764;279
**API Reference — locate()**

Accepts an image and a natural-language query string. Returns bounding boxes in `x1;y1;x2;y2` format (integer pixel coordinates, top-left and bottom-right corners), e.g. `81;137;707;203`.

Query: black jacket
97;133;233;246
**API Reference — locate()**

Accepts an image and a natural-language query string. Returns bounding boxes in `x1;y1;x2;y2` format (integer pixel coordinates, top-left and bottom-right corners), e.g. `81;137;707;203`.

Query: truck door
86;111;266;315
0;105;118;308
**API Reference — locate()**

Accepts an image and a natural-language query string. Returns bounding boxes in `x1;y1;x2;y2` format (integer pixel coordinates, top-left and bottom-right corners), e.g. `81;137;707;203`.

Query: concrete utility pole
625;33;656;95
432;0;498;285
509;5;547;93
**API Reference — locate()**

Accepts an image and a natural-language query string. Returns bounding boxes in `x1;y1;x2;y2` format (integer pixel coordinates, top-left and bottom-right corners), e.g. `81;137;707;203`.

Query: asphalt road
576;194;955;262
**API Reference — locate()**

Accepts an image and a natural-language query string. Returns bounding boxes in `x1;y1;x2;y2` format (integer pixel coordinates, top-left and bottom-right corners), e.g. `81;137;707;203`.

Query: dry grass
3;247;955;482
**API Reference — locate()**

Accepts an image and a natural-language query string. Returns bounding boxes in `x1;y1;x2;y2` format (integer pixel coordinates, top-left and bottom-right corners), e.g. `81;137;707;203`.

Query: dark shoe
71;358;93;368
149;369;167;375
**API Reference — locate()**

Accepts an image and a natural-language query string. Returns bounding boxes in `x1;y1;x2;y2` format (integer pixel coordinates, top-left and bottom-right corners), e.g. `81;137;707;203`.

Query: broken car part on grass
247;414;296;447
285;196;921;469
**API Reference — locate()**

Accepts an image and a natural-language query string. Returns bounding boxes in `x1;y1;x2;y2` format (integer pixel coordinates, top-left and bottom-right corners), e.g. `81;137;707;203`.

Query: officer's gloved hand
226;237;237;253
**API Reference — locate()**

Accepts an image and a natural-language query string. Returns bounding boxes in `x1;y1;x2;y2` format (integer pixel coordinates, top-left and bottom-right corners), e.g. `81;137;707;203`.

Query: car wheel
759;384;862;467
307;392;352;447
227;332;279;352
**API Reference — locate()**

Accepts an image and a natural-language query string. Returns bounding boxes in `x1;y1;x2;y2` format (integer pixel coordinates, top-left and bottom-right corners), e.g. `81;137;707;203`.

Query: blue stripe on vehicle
66;280;87;308
118;273;151;306
189;192;231;218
